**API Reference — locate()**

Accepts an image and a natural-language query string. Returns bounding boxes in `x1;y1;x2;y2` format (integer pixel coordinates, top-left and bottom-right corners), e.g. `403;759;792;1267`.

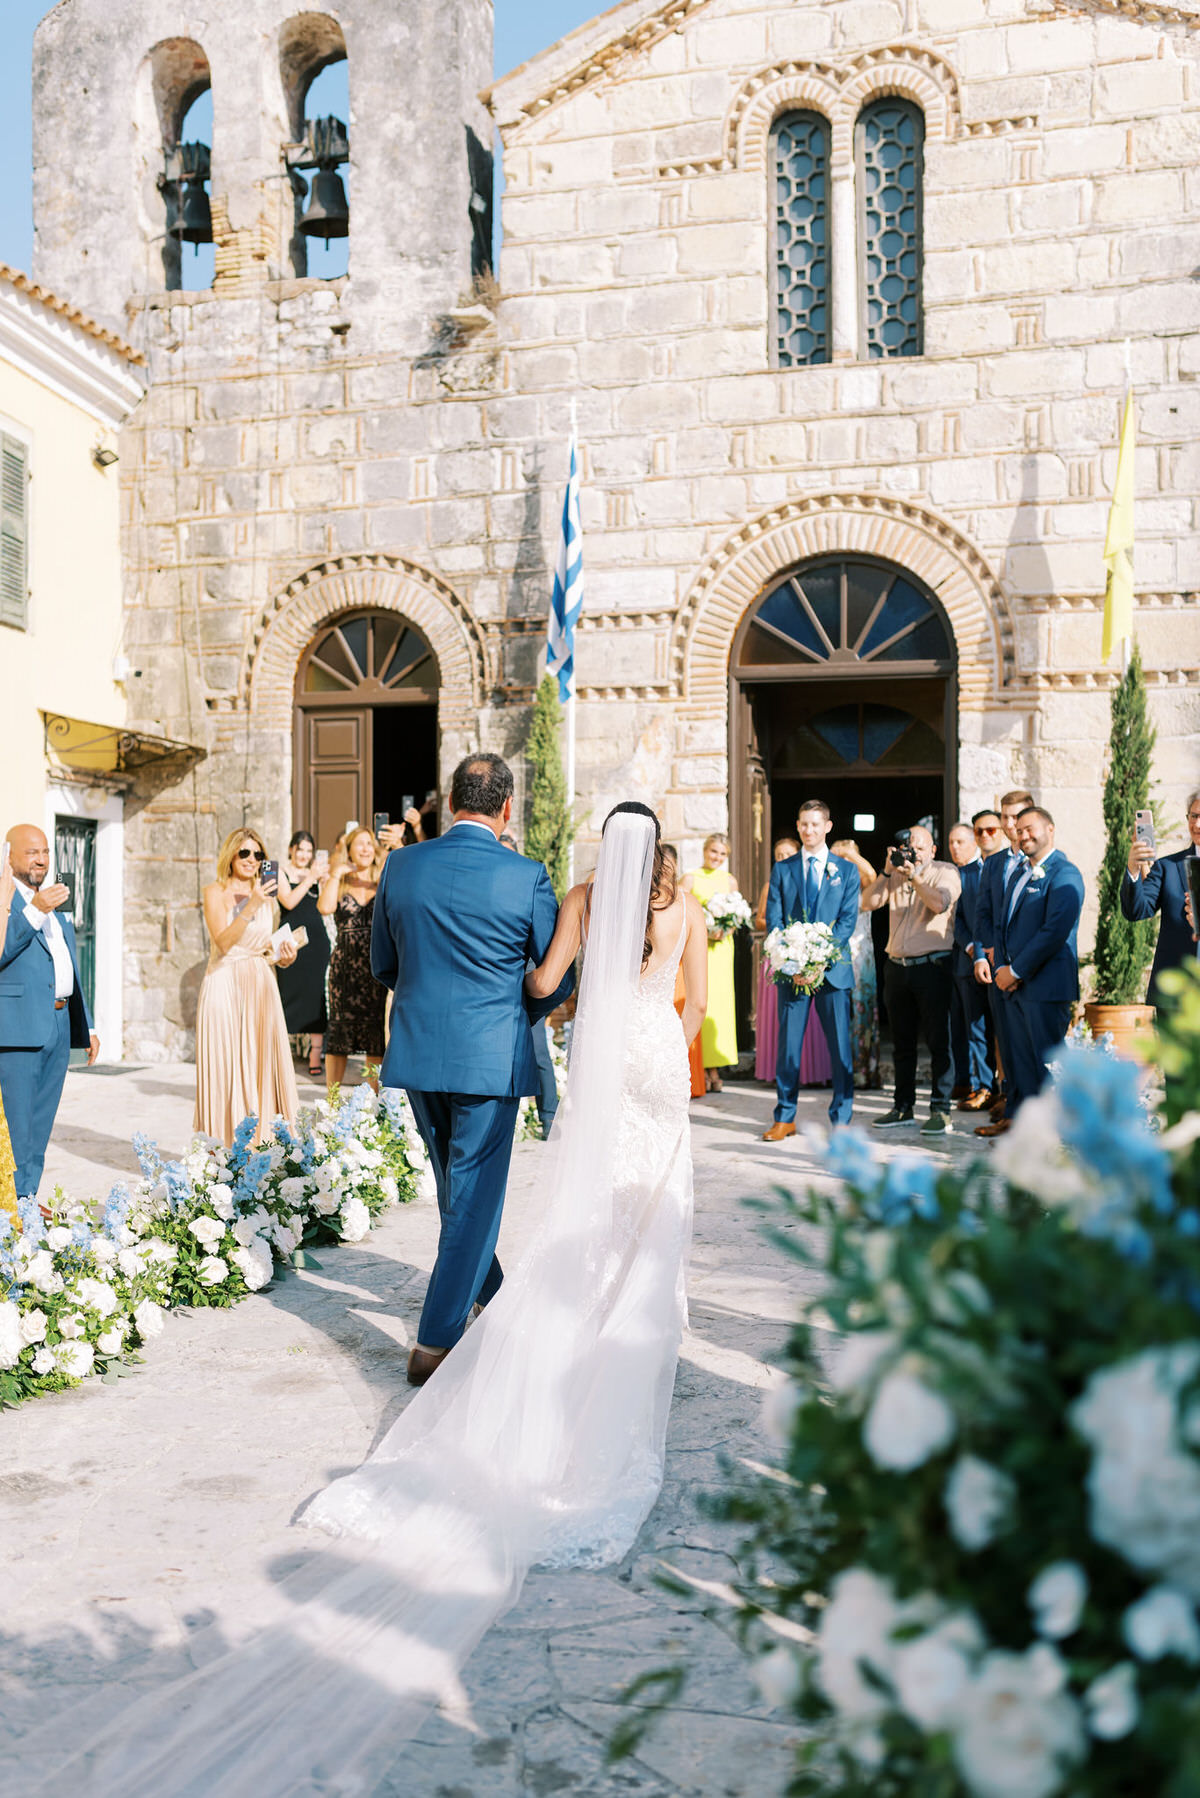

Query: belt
889;952;951;967
54;998;68;1010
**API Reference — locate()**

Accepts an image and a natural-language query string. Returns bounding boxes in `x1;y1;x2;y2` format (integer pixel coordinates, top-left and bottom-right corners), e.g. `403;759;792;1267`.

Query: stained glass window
735;559;952;674
302;613;437;694
857;100;923;359
771;112;831;368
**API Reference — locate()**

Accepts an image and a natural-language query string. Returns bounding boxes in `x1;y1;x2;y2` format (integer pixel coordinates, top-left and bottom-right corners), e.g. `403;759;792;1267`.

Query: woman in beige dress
195;827;299;1146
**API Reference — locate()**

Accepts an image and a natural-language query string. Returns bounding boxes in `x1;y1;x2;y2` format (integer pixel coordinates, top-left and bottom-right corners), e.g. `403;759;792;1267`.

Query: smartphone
261;858;279;891
373;812;390;838
344;819;359;839
314;848;329;875
1188;858;1200;938
57;872;75;911
401;794;414;816
1134;809;1155;850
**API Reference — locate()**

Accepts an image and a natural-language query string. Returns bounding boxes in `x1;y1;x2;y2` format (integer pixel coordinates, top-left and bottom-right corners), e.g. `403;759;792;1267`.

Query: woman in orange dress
194;827;299;1146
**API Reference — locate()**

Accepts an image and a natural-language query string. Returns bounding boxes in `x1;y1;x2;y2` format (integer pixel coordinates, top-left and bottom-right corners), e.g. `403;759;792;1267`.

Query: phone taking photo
373;812;390;838
261;858;279;892
1134;809;1155;851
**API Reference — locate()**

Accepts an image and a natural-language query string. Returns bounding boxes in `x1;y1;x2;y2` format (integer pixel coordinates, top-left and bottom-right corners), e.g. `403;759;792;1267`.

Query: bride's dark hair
602;801;676;967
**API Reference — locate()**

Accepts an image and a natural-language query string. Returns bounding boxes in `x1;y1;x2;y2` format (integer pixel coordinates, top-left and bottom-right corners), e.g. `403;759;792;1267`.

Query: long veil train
37;809;693;1796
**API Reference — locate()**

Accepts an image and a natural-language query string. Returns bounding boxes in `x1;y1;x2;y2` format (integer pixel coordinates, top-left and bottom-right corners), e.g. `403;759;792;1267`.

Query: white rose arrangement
703;890;754;943
763;918;842;995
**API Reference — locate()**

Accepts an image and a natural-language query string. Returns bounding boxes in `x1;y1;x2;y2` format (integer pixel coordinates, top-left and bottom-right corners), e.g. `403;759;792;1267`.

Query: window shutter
0;433;29;630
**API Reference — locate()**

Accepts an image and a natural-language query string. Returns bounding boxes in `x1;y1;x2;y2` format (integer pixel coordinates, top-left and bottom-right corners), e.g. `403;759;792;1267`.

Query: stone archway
673;492;1011;715
243;553;488;734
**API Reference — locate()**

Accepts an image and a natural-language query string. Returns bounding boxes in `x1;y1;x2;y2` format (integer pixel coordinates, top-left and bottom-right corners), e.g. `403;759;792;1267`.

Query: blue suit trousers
530;1022;559;1134
774;985;855;1126
406;1089;521;1349
1005;990;1072;1111
0;1007;71;1198
951;967;993;1093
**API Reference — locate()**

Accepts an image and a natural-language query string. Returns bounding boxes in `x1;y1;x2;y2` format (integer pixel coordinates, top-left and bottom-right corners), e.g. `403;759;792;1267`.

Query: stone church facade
31;0;1200;1059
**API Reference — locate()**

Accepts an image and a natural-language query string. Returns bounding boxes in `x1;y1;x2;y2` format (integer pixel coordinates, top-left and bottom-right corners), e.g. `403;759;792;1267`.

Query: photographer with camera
862;823;961;1134
1120;790;1200;1009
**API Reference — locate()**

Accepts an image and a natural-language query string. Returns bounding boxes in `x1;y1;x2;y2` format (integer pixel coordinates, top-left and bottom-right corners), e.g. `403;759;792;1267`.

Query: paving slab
1;1060;980;1795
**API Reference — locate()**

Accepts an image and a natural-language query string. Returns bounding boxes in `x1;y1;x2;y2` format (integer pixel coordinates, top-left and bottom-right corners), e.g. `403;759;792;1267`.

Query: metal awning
42;712;206;787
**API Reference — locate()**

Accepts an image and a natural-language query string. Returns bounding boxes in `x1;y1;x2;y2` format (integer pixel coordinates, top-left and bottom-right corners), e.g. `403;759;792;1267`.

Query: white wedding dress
47;811;695;1797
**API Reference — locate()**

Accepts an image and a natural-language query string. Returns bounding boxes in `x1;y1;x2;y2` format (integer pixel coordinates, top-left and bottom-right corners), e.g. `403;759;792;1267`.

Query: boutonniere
1029;864;1047;884
826;868;841;884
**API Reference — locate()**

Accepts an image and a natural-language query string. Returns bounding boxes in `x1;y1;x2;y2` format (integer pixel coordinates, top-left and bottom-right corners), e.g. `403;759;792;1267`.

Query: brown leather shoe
762;1121;796;1142
975;1118;1012;1138
988;1096;1008;1120
957;1088;993;1112
950;1083;971;1101
407;1343;449;1386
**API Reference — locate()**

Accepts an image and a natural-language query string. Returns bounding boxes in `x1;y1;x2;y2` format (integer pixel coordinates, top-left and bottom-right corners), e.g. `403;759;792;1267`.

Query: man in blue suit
762;799;860;1139
0;825;99;1199
948;818;994;1109
1120;789;1200;1008
972;788;1033;1137
994;806;1085;1116
371;754;573;1385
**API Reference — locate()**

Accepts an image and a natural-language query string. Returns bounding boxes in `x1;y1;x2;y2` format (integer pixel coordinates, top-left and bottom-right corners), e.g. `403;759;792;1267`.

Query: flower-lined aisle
662;967;1200;1798
0;1087;436;1407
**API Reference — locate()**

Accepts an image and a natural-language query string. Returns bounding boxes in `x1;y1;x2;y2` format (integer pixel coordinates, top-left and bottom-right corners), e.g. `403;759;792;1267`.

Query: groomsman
762;798;860;1140
947;820;993;1110
1119;788;1200;1007
972;788;1033;1138
0;824;99;1199
993;806;1084;1117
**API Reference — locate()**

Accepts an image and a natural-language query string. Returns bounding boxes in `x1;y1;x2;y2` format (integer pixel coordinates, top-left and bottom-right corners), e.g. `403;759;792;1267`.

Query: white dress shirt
801;846;828;889
16;878;75;1001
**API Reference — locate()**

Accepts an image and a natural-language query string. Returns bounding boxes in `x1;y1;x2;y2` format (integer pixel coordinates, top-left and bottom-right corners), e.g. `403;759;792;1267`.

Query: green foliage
525;675;575;898
1093;643;1157;1003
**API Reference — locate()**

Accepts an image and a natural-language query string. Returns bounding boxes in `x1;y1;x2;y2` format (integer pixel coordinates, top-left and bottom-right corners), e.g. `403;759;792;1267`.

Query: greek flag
547;435;583;703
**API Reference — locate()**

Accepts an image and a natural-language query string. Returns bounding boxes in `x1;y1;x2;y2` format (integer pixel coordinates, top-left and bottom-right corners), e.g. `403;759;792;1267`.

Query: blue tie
805;856;819;918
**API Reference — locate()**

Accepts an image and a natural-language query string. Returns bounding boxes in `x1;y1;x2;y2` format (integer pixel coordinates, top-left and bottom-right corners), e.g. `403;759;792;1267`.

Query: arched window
770;111;831;368
856;99;923;359
280;15;350;281
735;558;952;675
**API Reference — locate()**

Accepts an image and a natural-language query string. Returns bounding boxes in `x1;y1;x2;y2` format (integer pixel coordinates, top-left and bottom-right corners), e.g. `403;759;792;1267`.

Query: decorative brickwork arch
244;554;488;733
731;67;841;173
673;494;1011;712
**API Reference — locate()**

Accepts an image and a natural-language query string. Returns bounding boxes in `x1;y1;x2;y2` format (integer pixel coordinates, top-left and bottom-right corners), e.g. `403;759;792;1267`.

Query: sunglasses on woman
235;848;265;862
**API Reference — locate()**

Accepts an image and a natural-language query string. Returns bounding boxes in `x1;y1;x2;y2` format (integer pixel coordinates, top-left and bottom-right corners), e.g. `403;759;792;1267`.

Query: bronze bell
175;178;213;245
299;167;349;240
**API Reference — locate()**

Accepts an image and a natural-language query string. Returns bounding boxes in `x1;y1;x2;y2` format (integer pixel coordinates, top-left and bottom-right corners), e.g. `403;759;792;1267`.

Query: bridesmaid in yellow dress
682;832;740;1092
195;828;300;1147
0;857;17;1225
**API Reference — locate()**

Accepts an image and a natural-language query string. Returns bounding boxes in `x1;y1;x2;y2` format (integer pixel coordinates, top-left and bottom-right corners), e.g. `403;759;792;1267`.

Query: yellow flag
1101;391;1135;664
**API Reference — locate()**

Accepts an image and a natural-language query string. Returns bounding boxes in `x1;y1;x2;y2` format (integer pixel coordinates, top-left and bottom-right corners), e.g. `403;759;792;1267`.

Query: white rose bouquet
763;918;842;995
704;890;754;943
620;970;1200;1798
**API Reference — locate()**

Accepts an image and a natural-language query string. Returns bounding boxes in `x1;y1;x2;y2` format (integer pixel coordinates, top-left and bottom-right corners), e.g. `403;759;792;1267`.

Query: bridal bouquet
763;919;841;994
682;966;1200;1798
705;891;754;942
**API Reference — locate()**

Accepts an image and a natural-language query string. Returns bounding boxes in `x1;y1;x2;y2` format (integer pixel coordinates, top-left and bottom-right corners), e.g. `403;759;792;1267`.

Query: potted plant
1084;643;1157;1058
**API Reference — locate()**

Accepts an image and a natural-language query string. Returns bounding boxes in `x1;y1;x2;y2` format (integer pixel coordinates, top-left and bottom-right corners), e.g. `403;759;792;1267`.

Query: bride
50;802;707;1796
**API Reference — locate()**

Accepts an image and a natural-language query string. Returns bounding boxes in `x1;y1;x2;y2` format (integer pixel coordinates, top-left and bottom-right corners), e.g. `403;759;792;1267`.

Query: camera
891;830;917;870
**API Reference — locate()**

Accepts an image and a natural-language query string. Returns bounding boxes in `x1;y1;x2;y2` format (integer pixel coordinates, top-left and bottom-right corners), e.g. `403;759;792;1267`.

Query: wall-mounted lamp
92;445;119;469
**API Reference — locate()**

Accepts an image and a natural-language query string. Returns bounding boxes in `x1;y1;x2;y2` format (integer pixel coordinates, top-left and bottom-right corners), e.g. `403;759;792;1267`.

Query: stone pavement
2;1061;979;1796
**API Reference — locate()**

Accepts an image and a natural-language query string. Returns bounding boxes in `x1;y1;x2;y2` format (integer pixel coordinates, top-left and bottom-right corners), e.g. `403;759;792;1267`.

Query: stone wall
30;0;1200;1057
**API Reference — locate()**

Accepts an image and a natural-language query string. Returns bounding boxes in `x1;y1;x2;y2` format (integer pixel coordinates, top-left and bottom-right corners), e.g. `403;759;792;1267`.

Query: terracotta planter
1083;1001;1157;1063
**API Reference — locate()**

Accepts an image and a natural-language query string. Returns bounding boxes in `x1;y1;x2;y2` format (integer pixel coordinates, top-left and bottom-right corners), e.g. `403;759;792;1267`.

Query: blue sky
0;1;603;276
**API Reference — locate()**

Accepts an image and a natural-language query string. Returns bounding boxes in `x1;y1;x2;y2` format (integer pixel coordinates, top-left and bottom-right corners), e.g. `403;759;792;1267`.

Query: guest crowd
2;778;1198;1204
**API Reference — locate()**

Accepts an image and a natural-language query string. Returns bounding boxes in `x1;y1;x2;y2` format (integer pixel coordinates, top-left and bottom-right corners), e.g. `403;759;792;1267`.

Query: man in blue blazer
0;825;99;1199
948;818;994;1108
972;788;1034;1134
993;806;1084;1117
371;754;573;1384
762;799;860;1139
1119;790;1200;1008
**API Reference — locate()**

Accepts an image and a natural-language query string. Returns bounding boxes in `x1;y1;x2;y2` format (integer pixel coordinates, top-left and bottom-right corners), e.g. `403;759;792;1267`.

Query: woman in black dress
318;825;387;1092
275;830;332;1079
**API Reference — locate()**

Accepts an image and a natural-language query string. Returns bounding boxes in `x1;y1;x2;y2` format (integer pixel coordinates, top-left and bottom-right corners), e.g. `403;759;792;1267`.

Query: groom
371;753;573;1385
762;798;860;1139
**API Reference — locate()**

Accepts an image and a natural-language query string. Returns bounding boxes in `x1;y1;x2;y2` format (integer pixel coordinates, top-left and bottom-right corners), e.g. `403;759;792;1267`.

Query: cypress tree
525;676;574;898
1093;642;1158;1003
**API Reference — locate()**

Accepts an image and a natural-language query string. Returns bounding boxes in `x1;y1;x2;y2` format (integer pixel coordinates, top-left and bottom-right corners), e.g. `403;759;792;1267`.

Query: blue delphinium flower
871;1156;941;1227
101;1183;131;1239
232;1147;272;1211
17;1196;46;1243
1053;1049;1173;1218
823;1129;880;1194
131;1132;163;1181
228;1114;260;1176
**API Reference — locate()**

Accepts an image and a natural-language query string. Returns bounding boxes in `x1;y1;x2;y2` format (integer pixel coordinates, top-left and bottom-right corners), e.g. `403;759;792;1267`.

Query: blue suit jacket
972;845;1022;962
1120;848;1199;1007
997;851;1084;1003
0;901;93;1051
765;852;860;991
952;856;985;973
370;825;572;1097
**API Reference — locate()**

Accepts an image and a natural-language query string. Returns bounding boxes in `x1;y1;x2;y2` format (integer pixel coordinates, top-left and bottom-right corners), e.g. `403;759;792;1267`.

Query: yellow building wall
0;355;125;823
